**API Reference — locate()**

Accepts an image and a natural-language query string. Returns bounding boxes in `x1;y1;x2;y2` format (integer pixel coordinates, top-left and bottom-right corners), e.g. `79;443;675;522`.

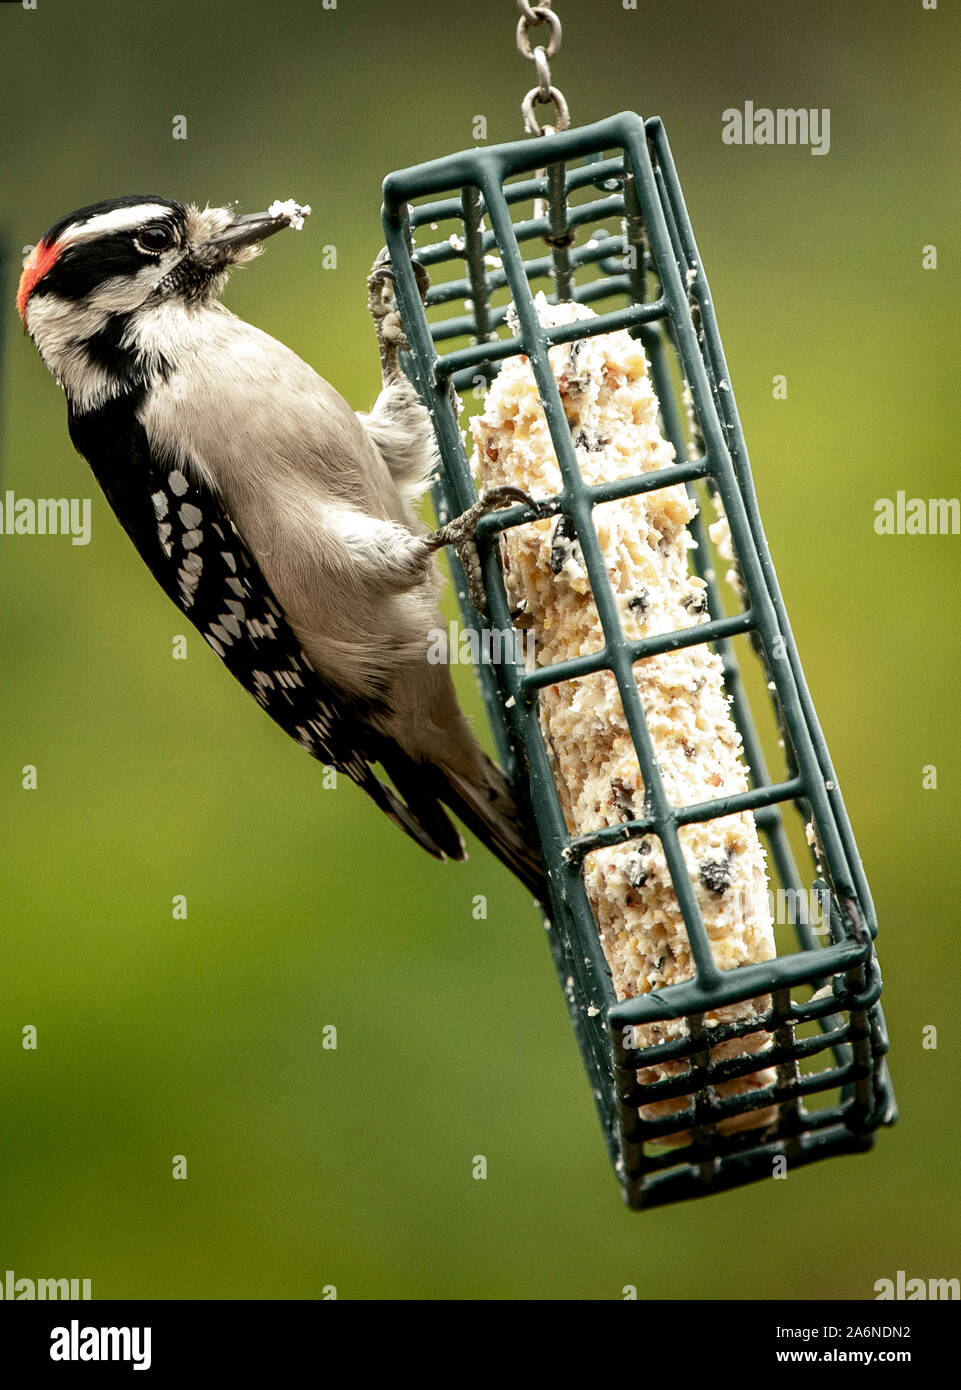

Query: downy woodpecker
18;196;546;897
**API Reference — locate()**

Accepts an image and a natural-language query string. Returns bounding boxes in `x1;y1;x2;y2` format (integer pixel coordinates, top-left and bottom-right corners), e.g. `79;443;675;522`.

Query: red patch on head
17;239;63;323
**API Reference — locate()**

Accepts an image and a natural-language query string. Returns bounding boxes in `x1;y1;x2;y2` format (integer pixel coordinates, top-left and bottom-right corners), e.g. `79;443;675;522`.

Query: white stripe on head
25;264;177;413
26;264;170;344
57;203;176;247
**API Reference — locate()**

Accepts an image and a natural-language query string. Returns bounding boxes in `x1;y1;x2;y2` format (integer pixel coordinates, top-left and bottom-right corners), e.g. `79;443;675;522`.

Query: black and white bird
18;195;545;896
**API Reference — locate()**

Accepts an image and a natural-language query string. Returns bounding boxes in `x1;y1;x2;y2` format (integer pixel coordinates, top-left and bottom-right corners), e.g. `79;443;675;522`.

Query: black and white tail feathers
70;395;544;899
380;743;547;901
437;754;547;901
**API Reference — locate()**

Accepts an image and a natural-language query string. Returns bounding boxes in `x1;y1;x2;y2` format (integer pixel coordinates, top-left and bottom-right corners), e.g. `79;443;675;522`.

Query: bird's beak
189;202;310;284
203;210;300;255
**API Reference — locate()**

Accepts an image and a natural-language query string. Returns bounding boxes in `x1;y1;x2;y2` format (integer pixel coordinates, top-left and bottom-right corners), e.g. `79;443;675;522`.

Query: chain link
532;44;552;100
516;4;561;61
515;0;570;135
516;0;546;23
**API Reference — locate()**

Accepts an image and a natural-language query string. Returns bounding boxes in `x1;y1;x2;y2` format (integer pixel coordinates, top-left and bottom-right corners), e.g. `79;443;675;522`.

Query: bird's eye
136;225;174;254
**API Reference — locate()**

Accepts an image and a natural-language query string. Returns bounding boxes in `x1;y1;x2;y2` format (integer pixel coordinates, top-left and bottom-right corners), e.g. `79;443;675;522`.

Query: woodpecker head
18;196;309;410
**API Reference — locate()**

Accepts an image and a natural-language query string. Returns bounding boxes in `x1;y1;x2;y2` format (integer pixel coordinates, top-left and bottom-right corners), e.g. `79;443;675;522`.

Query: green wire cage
380;111;896;1209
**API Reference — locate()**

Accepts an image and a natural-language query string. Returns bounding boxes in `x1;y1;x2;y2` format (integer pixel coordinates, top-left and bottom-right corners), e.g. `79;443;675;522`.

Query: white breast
137;300;440;699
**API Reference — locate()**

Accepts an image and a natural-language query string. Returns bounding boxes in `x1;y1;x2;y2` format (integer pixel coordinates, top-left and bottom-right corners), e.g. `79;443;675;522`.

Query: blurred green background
1;0;958;1300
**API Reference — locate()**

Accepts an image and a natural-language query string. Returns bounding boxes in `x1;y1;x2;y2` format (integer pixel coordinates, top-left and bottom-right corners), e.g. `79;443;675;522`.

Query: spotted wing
67;397;460;859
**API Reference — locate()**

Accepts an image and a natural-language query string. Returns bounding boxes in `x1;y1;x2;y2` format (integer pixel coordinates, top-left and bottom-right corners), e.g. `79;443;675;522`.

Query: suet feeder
380;56;895;1207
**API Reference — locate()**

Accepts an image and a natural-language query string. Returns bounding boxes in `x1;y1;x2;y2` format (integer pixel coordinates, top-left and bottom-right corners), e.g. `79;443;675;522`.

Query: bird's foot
367;248;429;382
425;486;540;615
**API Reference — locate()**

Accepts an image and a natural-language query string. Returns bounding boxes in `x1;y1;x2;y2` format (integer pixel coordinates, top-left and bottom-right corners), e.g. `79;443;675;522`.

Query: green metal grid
380;111;896;1208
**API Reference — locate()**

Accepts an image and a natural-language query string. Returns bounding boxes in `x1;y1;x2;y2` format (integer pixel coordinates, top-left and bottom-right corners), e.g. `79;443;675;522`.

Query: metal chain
516;0;570;136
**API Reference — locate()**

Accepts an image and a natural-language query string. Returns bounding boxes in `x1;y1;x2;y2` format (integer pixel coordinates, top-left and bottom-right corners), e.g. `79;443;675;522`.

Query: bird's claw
426;486;541;616
369;246;430;302
367;247;429;382
426;486;535;548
